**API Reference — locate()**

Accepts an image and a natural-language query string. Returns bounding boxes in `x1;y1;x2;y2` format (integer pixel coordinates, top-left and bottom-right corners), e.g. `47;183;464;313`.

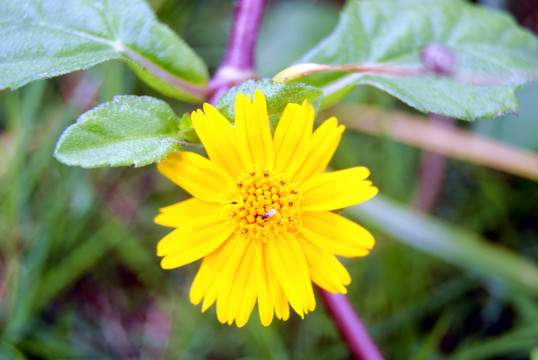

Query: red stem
412;115;455;212
208;0;264;104
320;291;384;360
208;2;384;358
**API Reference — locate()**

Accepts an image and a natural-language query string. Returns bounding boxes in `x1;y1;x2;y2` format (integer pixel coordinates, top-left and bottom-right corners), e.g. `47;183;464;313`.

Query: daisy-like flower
155;90;378;327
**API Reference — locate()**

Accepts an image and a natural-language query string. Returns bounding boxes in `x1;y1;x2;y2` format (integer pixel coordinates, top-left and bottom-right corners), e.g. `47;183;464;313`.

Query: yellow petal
216;235;250;324
235;91;275;170
157;212;228;255
264;249;289;321
191;105;244;178
157;151;233;203
190;256;215;306
154;198;221;228
301;211;374;257
299;235;351;294
198;237;250;314
278;289;290;321
293;117;344;182
255;243;274;326
199;239;241;313
189;235;238;307
267;232;316;317
273;101;314;178
158;215;232;269
300;167;378;211
227;242;257;327
201;287;218;313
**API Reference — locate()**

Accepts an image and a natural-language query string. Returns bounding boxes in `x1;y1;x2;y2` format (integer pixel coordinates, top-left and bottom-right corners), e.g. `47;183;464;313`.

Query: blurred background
1;0;537;359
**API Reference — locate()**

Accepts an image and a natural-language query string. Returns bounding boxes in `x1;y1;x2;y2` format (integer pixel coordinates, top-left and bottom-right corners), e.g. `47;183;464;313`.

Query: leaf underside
300;0;538;120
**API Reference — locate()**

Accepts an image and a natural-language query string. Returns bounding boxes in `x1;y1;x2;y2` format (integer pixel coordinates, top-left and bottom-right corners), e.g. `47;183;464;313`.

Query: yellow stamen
229;170;301;241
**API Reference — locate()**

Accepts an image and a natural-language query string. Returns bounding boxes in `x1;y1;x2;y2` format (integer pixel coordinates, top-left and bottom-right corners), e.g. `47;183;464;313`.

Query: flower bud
420;43;456;76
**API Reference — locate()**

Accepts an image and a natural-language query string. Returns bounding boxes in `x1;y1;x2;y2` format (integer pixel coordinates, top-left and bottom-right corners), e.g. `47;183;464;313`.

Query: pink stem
320;291;384;360
208;0;264;104
412;115;455;212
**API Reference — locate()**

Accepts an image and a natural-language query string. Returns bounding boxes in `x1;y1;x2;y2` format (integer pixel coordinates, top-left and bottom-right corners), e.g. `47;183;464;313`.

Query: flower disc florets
230;168;301;242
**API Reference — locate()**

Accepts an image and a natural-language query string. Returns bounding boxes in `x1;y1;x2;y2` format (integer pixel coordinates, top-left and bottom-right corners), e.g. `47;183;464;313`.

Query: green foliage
346;194;538;296
2;1;538;359
0;0;208;102
54;81;323;167
445;324;538;360
215;79;323;129
300;0;538;119
177;112;200;145
54;96;185;167
176;79;324;145
532;347;538;360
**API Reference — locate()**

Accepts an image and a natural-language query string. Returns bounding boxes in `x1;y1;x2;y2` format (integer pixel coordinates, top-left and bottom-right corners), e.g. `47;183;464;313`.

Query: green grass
1;1;538;359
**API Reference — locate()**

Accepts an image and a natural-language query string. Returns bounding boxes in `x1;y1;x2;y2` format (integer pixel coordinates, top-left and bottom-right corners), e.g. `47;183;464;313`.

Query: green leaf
34;222;126;311
532;347;538;360
54;96;184;168
176;79;323;144
300;0;538;120
215;79;324;129
178;112;201;145
0;0;208;102
446;324;538;360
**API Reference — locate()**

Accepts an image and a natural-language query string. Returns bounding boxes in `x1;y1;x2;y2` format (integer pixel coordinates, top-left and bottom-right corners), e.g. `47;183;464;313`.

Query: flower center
228;169;301;241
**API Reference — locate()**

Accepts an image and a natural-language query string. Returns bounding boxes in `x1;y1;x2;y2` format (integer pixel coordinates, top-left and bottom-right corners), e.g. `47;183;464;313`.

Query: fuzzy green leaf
54;96;184;168
175;80;324;144
177;112;200;145
215;79;324;129
300;0;538;120
0;0;208;102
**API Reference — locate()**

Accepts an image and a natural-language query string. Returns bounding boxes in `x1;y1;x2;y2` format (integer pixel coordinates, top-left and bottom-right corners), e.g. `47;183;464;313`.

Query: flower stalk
320;291;384;360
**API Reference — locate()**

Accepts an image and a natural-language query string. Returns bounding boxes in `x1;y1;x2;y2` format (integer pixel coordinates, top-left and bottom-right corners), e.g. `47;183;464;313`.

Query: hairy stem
208;0;264;104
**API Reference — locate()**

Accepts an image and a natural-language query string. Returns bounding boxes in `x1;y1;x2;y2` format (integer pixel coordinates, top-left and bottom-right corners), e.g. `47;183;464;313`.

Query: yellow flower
155;90;378;327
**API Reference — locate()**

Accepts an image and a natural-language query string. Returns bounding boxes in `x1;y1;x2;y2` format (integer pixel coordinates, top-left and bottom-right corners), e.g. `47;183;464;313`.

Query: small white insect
261;209;277;220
